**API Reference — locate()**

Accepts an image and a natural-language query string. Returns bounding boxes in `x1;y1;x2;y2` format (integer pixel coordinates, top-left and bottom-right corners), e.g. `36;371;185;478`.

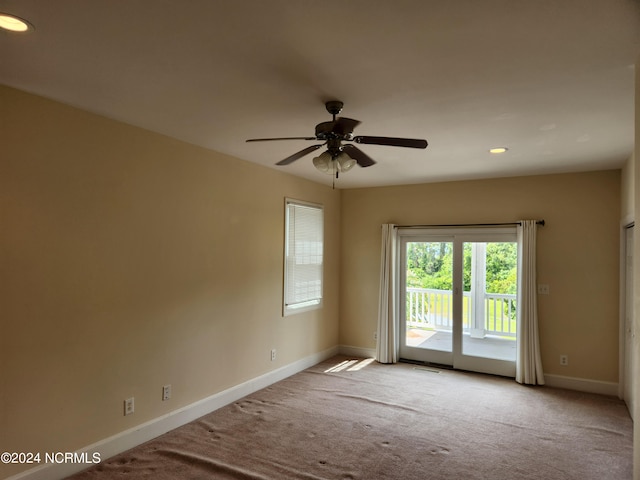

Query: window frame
283;198;324;316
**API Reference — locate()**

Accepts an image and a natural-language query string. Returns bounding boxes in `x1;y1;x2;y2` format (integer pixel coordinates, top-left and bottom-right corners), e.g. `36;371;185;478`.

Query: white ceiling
1;0;639;188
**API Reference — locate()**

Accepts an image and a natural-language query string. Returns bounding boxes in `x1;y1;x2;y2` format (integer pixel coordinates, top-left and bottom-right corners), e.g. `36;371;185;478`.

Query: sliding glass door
402;237;456;366
398;228;518;377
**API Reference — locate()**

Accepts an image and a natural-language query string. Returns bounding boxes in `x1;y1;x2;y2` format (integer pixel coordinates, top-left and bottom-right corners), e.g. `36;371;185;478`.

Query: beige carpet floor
67;356;633;479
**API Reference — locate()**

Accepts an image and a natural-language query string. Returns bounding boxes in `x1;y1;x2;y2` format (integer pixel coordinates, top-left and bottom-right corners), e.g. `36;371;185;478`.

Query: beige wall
340;171;621;382
0;85;341;477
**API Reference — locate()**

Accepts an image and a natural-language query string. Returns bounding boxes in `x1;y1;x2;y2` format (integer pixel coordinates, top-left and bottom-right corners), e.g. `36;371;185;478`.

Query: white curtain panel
376;224;398;364
516;220;545;385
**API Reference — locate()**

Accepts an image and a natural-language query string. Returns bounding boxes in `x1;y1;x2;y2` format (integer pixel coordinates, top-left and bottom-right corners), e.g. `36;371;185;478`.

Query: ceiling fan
246;101;428;177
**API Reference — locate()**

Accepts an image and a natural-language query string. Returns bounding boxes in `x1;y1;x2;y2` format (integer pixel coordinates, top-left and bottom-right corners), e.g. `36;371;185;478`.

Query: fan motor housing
315;121;355;141
315;121;334;138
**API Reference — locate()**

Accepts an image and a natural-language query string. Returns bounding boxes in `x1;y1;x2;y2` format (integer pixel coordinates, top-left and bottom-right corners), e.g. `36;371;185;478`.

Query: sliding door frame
397;227;518;377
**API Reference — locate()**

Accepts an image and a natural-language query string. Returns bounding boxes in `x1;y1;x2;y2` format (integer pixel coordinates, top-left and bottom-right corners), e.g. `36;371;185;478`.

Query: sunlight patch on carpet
324;358;375;373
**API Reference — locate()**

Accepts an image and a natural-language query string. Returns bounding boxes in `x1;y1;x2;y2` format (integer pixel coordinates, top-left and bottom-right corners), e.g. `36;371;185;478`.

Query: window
284;199;323;315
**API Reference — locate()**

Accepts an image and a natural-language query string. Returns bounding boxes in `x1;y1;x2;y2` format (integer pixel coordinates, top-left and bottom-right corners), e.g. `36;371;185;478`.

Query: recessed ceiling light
489;147;508;154
0;13;34;32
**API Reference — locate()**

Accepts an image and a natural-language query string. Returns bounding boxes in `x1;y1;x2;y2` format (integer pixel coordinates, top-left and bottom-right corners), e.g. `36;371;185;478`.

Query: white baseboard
336;346;620;397
339;344;376;359
6;346;340;480
544;373;619;396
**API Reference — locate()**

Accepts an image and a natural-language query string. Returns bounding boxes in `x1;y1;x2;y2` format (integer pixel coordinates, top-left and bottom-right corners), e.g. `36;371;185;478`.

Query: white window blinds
284;199;323;314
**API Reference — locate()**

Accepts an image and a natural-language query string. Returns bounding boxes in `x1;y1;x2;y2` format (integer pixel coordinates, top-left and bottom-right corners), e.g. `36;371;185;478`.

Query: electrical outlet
124;397;135;416
373;331;378;341
560;355;568;366
537;284;550;295
162;385;171;401
271;349;277;361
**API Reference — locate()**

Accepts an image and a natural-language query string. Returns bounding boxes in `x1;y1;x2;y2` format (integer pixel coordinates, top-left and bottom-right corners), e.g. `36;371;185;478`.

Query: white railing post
470;243;486;338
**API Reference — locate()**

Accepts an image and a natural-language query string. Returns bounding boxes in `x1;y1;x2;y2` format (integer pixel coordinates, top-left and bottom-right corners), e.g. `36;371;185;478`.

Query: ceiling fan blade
353;136;428;149
246;137;317;142
333;117;361;135
275;144;324;165
342;144;376;167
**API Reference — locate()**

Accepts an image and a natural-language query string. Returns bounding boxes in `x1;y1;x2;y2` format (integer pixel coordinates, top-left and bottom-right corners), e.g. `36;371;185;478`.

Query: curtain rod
397;220;545;228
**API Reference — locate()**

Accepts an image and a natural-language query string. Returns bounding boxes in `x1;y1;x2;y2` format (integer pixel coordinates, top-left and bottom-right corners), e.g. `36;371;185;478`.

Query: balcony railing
406;287;516;338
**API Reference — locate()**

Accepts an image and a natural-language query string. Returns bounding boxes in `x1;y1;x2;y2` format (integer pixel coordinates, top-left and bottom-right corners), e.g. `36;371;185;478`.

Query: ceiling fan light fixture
312;152;333;174
0;13;34;32
313;151;357;175
336;152;357;172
